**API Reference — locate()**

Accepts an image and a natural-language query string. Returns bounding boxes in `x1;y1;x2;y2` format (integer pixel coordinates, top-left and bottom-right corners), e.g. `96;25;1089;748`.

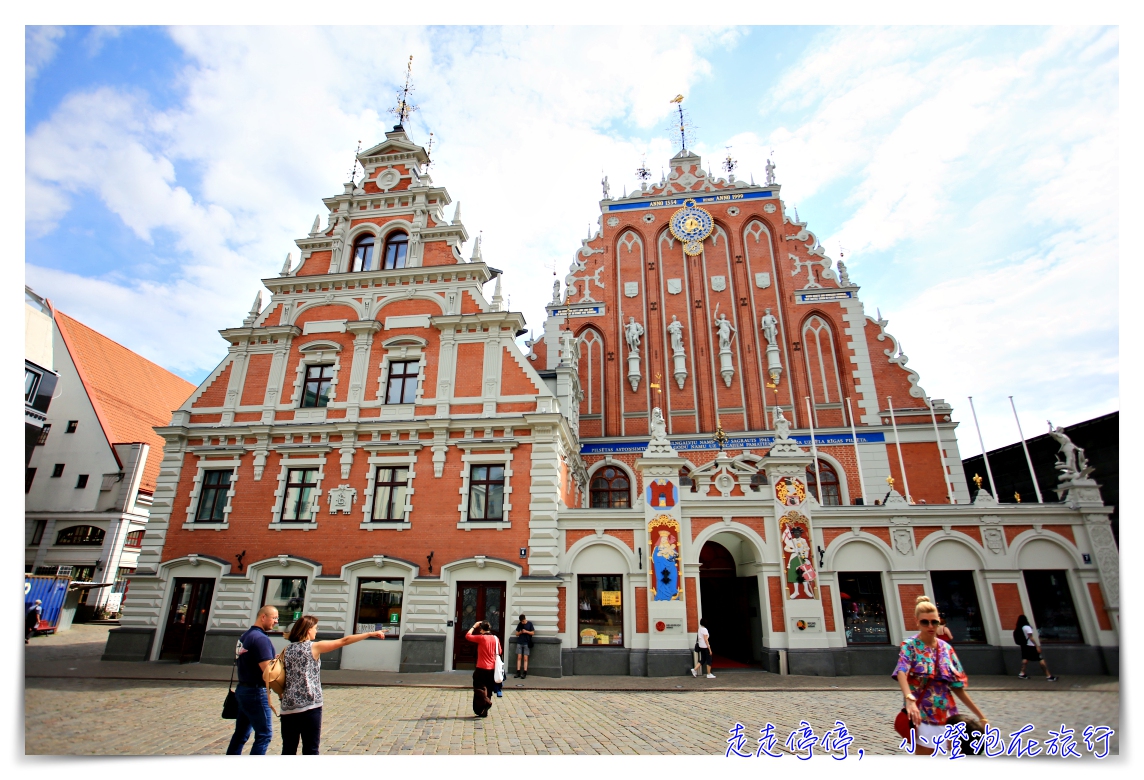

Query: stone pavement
24;625;1119;756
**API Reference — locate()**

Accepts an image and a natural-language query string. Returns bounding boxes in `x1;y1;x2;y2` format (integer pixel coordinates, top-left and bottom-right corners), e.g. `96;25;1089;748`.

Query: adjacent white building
25;300;195;618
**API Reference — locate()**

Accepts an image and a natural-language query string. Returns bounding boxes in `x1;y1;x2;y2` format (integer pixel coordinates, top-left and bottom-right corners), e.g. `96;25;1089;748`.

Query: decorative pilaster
345;320;382;422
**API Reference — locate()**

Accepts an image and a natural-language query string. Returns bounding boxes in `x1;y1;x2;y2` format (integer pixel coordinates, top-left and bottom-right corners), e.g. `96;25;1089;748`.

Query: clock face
668;199;714;256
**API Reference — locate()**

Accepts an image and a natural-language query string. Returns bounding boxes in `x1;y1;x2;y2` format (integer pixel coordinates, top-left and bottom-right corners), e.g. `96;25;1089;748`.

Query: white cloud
26;26;66;90
26;26;727;376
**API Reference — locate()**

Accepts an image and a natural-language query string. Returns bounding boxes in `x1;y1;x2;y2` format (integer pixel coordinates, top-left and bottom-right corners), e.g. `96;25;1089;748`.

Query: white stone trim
269;455;327;530
360;451;417;530
181;456;241;531
457;447;515;527
287;348;343;411
375;342;428;409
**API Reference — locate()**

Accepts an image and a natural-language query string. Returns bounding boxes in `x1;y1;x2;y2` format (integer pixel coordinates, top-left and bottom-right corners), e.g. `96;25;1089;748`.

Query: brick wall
685;577;698;632
897;583;928;632
635;586;648;633
1087;582;1112;631
991;582;1024;634
821;583;836;632
768;576;785;633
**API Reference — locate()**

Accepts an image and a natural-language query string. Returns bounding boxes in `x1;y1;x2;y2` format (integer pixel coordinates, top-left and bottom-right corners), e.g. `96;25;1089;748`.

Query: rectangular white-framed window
374;337;427;412
360;448;418;530
269;455;326;530
456;444;517;528
182;457;241;530
287;345;343;412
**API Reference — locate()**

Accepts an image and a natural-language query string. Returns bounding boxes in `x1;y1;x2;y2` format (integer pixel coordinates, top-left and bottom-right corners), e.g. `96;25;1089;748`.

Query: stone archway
698;540;759;667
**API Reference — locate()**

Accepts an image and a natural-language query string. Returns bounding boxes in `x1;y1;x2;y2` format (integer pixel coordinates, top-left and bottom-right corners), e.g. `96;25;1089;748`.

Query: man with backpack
227;605;280;755
1014;614;1058;681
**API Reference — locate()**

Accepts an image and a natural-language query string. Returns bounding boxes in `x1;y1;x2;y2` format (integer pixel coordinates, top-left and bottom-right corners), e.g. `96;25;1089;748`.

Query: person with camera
465;620;502;718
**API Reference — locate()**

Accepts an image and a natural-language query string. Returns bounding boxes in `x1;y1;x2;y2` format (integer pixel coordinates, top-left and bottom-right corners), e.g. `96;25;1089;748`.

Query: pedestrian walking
893;595;989;755
465;620;502;718
513;614;535;679
1014;615;1058;681
690;617;715;678
278;615;386;755
226;605;280;755
936;618;954;644
25;599;42;644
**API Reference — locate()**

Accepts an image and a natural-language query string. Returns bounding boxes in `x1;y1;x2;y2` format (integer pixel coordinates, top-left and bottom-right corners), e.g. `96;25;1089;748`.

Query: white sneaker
690;668;698;677
706;673;716;679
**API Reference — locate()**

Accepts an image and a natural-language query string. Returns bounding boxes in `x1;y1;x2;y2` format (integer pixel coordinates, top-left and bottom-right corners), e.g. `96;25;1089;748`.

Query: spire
279;253;294;277
470;234;482;262
243;290;263;326
310;215;321;235
452;201;462;225
490;274;504;311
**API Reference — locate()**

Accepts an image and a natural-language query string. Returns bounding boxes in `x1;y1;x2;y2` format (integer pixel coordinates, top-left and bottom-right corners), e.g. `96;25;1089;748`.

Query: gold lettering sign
601;591;622;606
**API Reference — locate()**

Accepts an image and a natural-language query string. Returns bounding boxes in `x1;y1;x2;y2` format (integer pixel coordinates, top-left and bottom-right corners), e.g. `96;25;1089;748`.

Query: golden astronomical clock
668;199;714;256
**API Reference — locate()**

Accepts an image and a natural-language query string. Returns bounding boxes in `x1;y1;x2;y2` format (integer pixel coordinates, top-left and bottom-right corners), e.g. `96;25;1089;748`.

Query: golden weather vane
972;473;983;489
390;55;419;128
669;94;693;152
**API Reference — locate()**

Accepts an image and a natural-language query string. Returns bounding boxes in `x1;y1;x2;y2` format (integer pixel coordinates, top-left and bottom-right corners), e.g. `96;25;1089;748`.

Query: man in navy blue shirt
226;605;279;755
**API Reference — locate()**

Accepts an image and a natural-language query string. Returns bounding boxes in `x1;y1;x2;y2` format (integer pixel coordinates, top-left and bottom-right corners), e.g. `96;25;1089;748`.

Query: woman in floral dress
893;595;989;754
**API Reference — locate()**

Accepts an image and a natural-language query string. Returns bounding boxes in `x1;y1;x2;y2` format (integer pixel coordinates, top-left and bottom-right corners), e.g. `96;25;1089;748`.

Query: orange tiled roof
54;311;196;493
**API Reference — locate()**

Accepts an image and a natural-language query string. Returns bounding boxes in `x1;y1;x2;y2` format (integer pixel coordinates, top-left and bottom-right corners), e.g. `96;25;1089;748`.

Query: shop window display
578;574;623;646
262;576;308;633
1023;570;1083;643
354;579;403;637
837;571;890;645
930;570;986;643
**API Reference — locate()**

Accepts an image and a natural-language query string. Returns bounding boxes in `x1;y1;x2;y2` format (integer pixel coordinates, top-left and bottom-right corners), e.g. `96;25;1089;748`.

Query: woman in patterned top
279;615;386;754
893;595;989;755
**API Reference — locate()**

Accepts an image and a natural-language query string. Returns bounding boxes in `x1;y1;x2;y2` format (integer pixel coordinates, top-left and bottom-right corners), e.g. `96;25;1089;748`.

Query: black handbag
222;658;239;719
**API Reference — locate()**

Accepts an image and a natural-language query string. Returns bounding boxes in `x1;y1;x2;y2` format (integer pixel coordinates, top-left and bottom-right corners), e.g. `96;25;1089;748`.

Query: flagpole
1009;395;1043;503
926;396;956;504
967;396;996;497
887;396;912;503
805;397;823;503
846;397;868;505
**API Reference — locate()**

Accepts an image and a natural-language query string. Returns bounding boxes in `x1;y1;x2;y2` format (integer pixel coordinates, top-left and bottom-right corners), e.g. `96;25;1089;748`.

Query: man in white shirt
690;618;715;679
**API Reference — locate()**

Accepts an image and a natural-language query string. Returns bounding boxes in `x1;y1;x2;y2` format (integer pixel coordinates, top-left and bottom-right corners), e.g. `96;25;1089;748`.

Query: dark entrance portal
159;577;214;663
452;581;506;669
698;541;757;667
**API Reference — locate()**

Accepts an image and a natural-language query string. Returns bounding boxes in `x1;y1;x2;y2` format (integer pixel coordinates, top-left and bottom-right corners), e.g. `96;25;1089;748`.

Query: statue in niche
667;315;685;354
714;313;736;351
760;308;779;346
624;316;644;353
650;407;668;443
773;406;792;440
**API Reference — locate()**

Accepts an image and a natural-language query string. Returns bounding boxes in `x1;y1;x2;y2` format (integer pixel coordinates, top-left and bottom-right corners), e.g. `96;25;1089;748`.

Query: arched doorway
698;540;759;667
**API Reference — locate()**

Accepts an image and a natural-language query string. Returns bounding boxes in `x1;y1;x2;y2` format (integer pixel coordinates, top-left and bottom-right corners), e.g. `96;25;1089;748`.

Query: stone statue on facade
773;406;791;440
624;316;644;353
765;158;776;186
837;260;851;287
643;407;676;456
551;278;562;305
602;175;610;199
760;308;779;346
714;313;736;352
667;315;685;354
1048;422;1093;482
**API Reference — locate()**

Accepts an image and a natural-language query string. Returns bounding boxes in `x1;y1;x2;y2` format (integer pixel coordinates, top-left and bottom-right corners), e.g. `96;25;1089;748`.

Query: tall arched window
590;467;631;508
350;235;376;272
382;232;409;269
806;459;842;506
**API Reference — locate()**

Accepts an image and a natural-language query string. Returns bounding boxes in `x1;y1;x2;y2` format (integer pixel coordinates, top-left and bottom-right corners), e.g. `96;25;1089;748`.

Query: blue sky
25;25;1118;457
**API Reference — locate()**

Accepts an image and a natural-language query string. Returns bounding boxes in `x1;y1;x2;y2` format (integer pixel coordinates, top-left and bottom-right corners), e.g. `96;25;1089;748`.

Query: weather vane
714;417;729;451
635;155;651;186
347;139;362;183
722;147;737;176
389;55;419;129
668;94;696;153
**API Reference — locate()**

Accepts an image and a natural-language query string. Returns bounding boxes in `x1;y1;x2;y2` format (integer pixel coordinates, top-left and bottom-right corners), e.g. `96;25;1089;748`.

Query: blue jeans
226;685;273;755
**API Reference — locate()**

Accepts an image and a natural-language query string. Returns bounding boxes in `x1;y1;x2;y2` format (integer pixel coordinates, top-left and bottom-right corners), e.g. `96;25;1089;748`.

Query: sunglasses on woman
918;618;942;627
